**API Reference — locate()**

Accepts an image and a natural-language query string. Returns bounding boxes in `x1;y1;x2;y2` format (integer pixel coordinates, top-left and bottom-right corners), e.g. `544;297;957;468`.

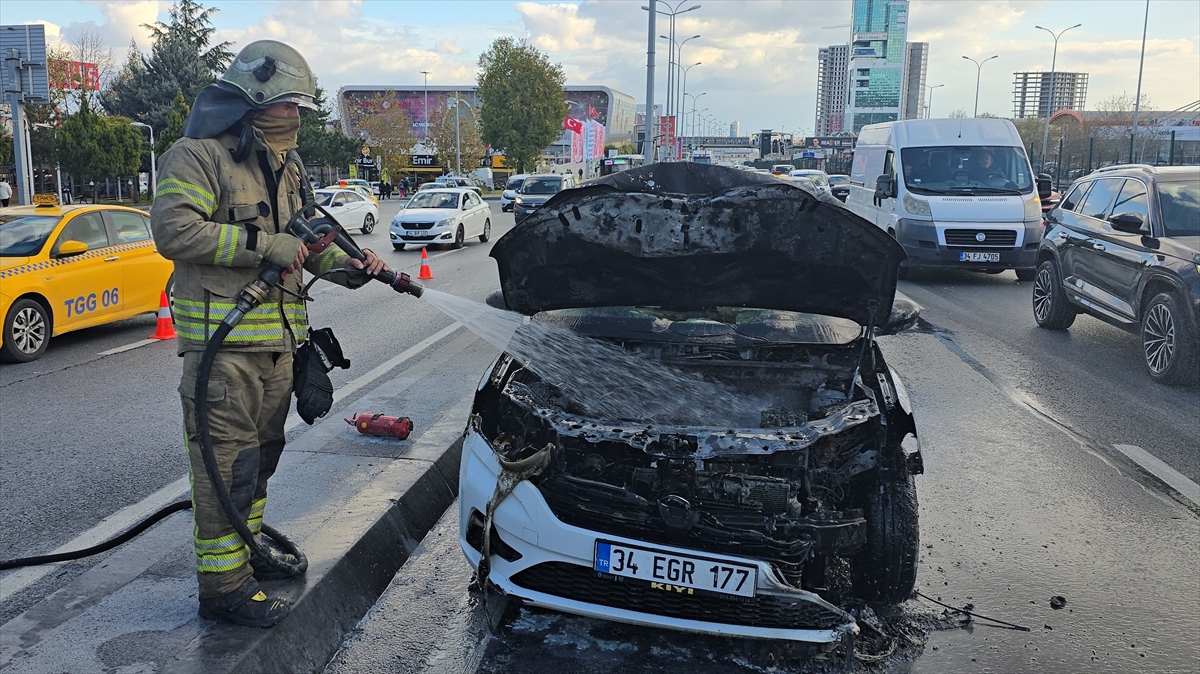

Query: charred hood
491;163;905;326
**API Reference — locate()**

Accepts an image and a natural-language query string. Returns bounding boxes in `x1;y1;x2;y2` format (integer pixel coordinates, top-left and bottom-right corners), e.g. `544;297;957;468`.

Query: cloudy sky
8;0;1199;135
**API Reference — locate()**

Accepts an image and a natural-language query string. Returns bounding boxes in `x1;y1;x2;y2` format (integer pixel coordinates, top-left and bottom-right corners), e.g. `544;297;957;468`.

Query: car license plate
593;540;757;598
960;252;1001;262
406;231;421;237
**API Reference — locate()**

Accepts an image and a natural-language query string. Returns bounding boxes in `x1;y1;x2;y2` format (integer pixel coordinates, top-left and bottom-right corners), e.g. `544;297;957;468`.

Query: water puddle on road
419;289;766;427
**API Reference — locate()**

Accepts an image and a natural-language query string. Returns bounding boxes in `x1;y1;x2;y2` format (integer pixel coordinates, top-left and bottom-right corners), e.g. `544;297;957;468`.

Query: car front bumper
458;428;856;643
896;217;1041;271
390;224;455;244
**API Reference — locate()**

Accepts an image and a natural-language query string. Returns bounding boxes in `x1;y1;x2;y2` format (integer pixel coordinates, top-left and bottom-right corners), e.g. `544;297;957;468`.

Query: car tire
852;473;919;604
479;219;491;243
361;213;376;234
1015;268;1037;282
1142;292;1197;386
1032;259;1076;330
1;298;51;363
452;225;465;249
392;243;406;251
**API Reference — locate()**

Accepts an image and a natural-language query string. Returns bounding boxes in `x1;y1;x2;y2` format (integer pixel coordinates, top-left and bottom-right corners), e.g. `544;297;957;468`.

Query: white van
846;118;1051;279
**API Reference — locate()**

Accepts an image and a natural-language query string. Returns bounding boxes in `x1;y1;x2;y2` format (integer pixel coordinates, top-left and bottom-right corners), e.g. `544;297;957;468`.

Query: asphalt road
0;198;512;615
324;268;1199;674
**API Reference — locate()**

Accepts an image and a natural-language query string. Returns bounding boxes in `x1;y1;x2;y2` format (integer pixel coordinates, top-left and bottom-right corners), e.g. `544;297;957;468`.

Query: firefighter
150;40;388;628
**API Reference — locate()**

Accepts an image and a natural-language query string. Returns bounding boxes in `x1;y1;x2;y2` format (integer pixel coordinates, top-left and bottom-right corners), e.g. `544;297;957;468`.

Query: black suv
1032;165;1200;384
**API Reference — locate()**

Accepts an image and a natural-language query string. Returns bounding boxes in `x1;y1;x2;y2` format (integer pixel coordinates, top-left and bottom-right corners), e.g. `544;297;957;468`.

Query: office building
844;0;911;132
729;120;741;137
1012;71;1089;119
904;42;928;119
815;44;848;135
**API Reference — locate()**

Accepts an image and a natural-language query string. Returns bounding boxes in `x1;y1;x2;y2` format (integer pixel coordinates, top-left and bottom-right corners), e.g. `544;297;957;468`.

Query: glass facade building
844;0;915;132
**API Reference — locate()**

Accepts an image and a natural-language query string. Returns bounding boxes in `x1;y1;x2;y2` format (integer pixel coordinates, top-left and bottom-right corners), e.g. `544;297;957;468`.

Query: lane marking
1113;444;1200;508
1;321;464;604
96;339;158;356
0;475;190;602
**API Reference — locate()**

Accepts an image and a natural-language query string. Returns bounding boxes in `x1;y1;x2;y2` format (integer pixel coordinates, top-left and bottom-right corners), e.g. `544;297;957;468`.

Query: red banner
50;60;100;91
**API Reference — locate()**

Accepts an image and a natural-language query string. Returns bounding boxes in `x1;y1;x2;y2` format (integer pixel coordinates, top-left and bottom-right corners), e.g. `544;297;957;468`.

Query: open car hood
491;163;905;326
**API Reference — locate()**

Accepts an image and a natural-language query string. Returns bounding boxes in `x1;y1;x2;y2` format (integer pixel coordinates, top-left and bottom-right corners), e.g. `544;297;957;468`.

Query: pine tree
156;92;191;155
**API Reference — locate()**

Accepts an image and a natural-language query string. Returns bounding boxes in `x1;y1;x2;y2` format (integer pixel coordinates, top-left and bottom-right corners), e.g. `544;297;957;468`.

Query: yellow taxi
0;198;174;362
336;180;380;206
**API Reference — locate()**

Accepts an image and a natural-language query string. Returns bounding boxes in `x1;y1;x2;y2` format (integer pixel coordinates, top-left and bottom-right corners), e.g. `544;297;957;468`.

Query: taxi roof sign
33;193;58;206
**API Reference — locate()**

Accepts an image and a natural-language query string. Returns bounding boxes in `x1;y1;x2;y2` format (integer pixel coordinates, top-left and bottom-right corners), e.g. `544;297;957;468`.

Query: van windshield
901;146;1032;196
521;177;562;195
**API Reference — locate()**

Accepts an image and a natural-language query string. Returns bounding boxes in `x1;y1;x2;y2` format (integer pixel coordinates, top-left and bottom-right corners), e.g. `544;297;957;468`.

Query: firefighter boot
198;578;291;628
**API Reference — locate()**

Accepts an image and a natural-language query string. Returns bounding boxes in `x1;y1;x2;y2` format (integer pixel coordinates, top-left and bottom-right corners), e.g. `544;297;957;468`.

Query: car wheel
852;473;918;603
392;243;406;251
1015;268;1037;282
1;298;50;363
452;224;465;249
479;219;491;243
361;213;376;234
1142;292;1197;385
1032;259;1076;330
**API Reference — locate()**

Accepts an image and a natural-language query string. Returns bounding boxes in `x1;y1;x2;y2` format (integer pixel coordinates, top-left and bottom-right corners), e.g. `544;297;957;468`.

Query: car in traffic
390;188;492;250
459;163;924;644
315;188;380;234
513;174;576;223
771;163;794;175
847;118;1049;280
500;174;528;212
827;174;851;202
786;169;833;197
1032;164;1200;384
0;201;173;362
434;175;484;196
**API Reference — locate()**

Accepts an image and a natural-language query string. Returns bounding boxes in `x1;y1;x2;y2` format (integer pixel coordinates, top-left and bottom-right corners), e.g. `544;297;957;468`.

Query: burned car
459;163;923;643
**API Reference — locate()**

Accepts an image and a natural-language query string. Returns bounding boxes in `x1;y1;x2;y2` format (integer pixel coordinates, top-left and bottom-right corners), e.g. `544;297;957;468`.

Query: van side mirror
876;294;921;335
1037;173;1053;200
874;175;897;205
1109;212;1148;234
56;240;89;257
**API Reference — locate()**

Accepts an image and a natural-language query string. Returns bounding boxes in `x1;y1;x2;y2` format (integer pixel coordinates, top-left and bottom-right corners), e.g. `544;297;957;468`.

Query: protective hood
183;82;260;139
490;163;905;327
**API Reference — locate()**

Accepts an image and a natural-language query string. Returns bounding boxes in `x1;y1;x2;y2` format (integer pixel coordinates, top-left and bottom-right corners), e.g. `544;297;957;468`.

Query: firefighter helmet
220;40;317;109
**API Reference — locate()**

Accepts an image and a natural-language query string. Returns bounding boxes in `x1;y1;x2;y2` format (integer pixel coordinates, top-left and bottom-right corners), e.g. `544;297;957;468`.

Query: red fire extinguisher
345;413;413;439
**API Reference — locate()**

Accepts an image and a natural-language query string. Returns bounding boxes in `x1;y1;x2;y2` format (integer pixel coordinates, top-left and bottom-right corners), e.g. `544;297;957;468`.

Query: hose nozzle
389;271;424;298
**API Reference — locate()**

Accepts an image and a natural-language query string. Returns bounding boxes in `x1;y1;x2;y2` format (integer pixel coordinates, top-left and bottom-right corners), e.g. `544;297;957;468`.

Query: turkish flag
563;117;583;134
589;106;599;118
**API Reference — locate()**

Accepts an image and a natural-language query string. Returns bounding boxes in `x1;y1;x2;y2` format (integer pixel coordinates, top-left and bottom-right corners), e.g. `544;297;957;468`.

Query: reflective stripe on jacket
150;128;350;353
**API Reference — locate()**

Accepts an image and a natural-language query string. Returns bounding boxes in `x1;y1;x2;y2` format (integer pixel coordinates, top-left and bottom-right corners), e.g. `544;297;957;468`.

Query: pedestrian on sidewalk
0;176;12;207
150;40;391;629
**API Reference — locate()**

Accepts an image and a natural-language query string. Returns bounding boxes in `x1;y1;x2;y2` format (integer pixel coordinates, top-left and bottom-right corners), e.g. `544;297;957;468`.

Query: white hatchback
390;188;492;250
315;188;380;234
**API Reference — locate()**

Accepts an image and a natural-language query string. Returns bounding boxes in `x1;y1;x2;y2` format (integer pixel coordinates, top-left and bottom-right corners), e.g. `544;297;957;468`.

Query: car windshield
407;192;460;209
792;172;829;187
315;192;336;206
901;145;1033;195
828;175;850;185
0;215;62;256
522;178;562;195
506;178;525;191
1157;180;1200;237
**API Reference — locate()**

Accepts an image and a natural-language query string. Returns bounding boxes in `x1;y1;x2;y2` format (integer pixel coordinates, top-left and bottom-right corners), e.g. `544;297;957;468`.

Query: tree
56;99;143;202
947;108;968;119
477;38;566;173
357;95;415;180
297;84;363;172
427;95;488;175
156;92;190;155
101;0;230;131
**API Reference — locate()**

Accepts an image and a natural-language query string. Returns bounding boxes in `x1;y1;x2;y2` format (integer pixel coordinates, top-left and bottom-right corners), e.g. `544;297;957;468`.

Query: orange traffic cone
418;247;434;280
149;291;177;340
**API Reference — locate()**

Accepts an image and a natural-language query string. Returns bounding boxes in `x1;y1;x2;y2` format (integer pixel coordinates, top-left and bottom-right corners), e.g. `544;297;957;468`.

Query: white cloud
514;2;601;51
435;39;465;55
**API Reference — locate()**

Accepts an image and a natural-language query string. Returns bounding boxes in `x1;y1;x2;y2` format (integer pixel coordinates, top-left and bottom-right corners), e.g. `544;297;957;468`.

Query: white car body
315;188;379;233
389;188;492;248
500;174;529;212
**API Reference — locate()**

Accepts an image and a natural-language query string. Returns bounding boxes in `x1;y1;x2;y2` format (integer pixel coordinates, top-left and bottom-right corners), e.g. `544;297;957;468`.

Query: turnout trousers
179;349;293;598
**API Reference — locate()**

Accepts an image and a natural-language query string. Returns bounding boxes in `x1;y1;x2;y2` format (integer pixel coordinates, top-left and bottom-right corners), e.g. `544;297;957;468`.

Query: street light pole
1035;23;1082;168
420;71;431;141
646;2;699;161
961;55;998;118
643;0;657;165
454;92;461;174
923;84;943;119
676;37;700;136
1130;1;1149;163
680;62;701;143
131;122;156;198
